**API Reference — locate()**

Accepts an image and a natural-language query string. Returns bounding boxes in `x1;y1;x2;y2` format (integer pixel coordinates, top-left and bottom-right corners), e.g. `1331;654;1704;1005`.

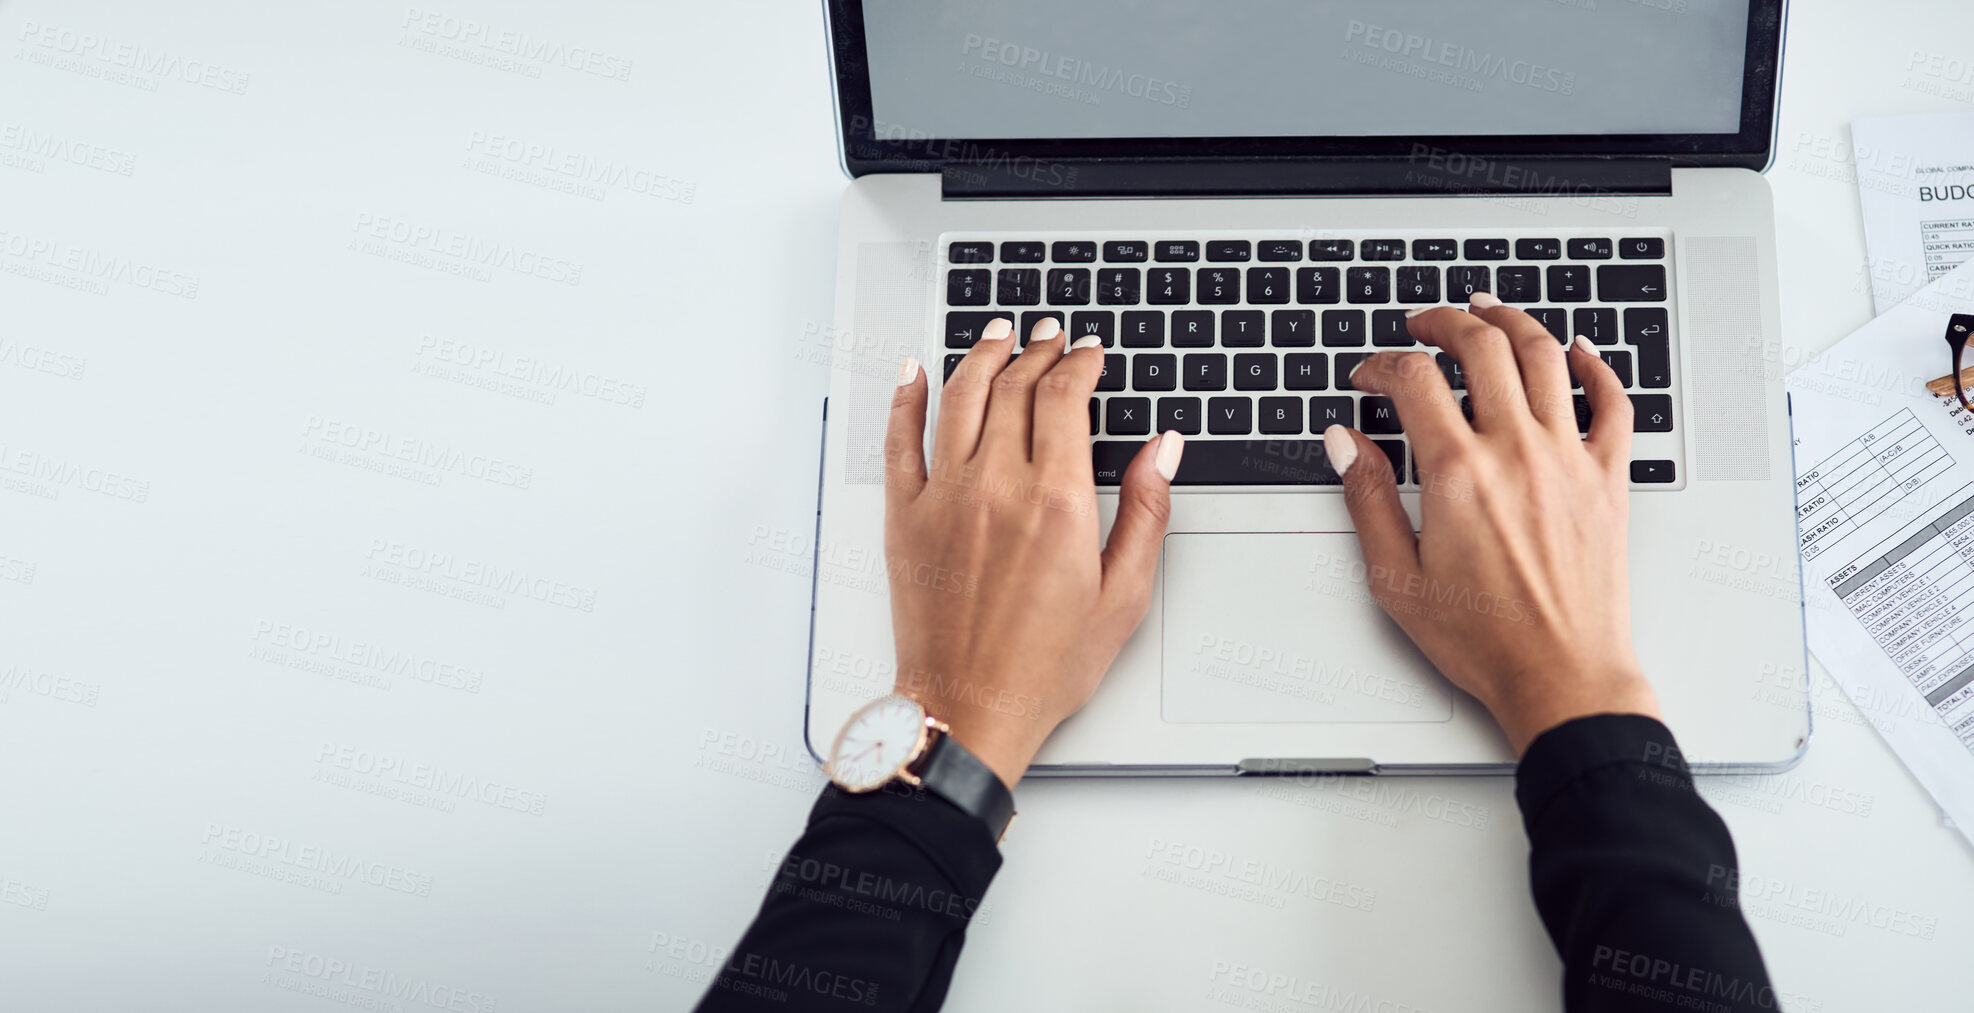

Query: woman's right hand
1321;293;1661;755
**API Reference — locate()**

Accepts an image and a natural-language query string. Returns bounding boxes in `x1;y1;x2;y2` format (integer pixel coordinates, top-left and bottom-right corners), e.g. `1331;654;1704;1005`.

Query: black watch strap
913;733;1017;845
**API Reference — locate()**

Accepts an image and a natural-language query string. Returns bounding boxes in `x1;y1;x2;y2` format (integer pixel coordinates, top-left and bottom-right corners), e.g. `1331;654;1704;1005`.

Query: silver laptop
807;0;1809;774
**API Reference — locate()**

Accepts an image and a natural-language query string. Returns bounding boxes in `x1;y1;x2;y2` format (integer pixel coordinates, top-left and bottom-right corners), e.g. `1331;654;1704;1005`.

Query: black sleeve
1516;714;1780;1013
695;783;1001;1013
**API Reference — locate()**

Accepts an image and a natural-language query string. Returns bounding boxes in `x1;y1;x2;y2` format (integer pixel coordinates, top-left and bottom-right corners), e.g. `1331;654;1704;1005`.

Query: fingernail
983;317;1014;342
1069;335;1103;351
1348;358;1366;384
1154;431;1185;482
896;357;919;385
1405;306;1433;318
1571;334;1595;356
1469;291;1502;309
1323;425;1358;476
1035;316;1063;342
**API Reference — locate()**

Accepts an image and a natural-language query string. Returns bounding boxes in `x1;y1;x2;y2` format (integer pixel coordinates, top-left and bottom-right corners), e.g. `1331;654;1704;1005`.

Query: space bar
1092;439;1341;486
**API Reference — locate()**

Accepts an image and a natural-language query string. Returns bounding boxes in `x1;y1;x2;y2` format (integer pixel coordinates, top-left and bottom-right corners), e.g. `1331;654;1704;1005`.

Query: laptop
807;0;1810;774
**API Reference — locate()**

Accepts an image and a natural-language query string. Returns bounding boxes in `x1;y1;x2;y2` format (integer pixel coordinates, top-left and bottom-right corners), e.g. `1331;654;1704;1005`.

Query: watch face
827;695;927;792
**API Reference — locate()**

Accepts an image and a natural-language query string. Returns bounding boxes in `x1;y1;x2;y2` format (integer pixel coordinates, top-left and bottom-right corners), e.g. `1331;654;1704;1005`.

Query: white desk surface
3;1;1970;1010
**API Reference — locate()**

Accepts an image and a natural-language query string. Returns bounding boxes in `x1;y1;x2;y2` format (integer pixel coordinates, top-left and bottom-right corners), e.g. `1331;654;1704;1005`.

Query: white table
2;2;1968;1010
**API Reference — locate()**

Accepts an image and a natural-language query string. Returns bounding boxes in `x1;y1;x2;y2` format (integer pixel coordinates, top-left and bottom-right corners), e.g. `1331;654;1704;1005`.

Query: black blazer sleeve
694;783;1001;1012
1516;714;1779;1013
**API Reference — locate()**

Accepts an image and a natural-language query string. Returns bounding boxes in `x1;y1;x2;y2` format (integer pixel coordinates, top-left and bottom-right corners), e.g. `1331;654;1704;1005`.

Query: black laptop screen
860;0;1751;141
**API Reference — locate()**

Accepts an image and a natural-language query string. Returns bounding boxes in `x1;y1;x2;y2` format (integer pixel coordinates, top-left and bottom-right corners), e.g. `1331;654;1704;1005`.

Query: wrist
896;669;1051;788
1489;665;1661;756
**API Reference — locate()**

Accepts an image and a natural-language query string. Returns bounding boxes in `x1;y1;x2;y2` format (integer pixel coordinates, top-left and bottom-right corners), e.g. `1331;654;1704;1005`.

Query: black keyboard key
1361;395;1403;434
1148;267;1191;305
1572;394;1593;434
1335;352;1370;390
1447;266;1491;300
1184;353;1228;391
1097;354;1126;391
1623;307;1669;345
1516;238;1562;260
1000;241;1045;263
948;269;991;305
1630;459;1676;483
1206;241;1251;262
1259;396;1302;434
1089;397;1099;435
1619;237;1665;259
1198;267;1240;305
1048;268;1092;305
949;242;995;264
1285;353;1329;390
1361;240;1407;261
1121;311;1165;348
1396;266;1440;304
1233;353;1277;391
1271;309;1317;347
1107;397;1152;436
1155;240;1199;262
1529;308;1567;342
1105;241;1149;262
1222;310;1265;347
1158;397;1202;435
1631;394;1673;432
1258;240;1303;262
1347;267;1390;303
997;268;1041;305
1097;268;1140;305
1636;339;1671;388
1134;353;1177;391
1567;238;1613;260
1296;267;1341;304
1600;350;1633;386
1309;396;1353;429
1070;310;1114;346
1436;352;1466;389
1309;239;1355;261
1092;441;1133;483
1464;239;1510;260
1051;240;1097;262
1172;310;1215;347
944;354;964;381
945;311;1000;348
1598;264;1667;302
1412;239;1458;261
1019;311;1065;344
1178;438;1341;485
1496;266;1540;302
1372;309;1412;346
1247;267;1291;304
1373;440;1405;481
1322;310;1366;347
1207;397;1253;435
1547;266;1591;303
1574;307;1619;345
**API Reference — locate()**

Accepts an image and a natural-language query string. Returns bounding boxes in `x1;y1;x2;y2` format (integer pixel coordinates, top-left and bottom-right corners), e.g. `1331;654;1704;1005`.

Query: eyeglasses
1943;313;1974;412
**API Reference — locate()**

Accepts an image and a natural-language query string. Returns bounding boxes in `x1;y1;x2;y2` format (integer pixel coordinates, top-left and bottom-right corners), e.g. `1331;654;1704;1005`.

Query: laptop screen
860;0;1751;141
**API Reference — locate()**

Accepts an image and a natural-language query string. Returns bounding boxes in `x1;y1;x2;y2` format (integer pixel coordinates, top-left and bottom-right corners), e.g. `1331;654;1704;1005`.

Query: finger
1469;299;1575;435
1323;427;1421;599
1405;299;1526;432
1570;335;1635;473
884;356;928;507
1346;349;1471;469
1031;335;1106;476
930;316;1015;468
1100;431;1181;613
977;316;1065;461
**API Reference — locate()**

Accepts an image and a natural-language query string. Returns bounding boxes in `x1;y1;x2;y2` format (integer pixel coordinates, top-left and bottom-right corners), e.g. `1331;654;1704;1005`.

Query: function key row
950;237;1666;265
948;264;1666;307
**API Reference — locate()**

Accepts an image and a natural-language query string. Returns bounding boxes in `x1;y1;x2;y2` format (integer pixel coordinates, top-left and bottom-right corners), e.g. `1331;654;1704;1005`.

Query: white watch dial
828;695;928;792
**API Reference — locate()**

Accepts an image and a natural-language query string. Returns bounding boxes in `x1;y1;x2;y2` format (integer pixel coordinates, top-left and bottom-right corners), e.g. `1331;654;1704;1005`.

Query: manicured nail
896;357;919;385
983;317;1014;343
1405;306;1433;318
1348;358;1366;385
1154;430;1185;482
1033;316;1062;342
1469;291;1502;309
1069;335;1103;351
1571;334;1595;356
1323;425;1358;476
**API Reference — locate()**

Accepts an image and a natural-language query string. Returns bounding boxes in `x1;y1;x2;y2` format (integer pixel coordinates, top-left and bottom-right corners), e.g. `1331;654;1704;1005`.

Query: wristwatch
825;694;1017;846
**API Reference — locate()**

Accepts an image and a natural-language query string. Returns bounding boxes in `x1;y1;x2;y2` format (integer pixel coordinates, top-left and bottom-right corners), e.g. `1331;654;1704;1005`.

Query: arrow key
1630;393;1674;432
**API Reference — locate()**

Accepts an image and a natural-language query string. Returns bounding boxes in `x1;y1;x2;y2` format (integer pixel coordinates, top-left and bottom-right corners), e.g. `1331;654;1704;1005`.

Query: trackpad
1162;533;1456;723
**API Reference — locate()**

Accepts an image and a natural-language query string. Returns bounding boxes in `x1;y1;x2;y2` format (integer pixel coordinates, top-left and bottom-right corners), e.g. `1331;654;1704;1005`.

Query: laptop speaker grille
1683;236;1771;482
843;242;929;486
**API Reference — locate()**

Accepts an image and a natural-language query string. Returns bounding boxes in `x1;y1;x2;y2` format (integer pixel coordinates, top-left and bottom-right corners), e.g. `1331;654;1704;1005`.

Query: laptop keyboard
939;233;1681;489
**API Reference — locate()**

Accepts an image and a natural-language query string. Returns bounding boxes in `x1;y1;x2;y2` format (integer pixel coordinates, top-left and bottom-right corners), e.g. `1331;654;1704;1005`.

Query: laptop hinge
941;154;1675;201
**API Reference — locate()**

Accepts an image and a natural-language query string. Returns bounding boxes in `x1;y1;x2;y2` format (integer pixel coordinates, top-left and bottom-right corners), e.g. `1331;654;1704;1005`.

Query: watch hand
844;741;883;765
